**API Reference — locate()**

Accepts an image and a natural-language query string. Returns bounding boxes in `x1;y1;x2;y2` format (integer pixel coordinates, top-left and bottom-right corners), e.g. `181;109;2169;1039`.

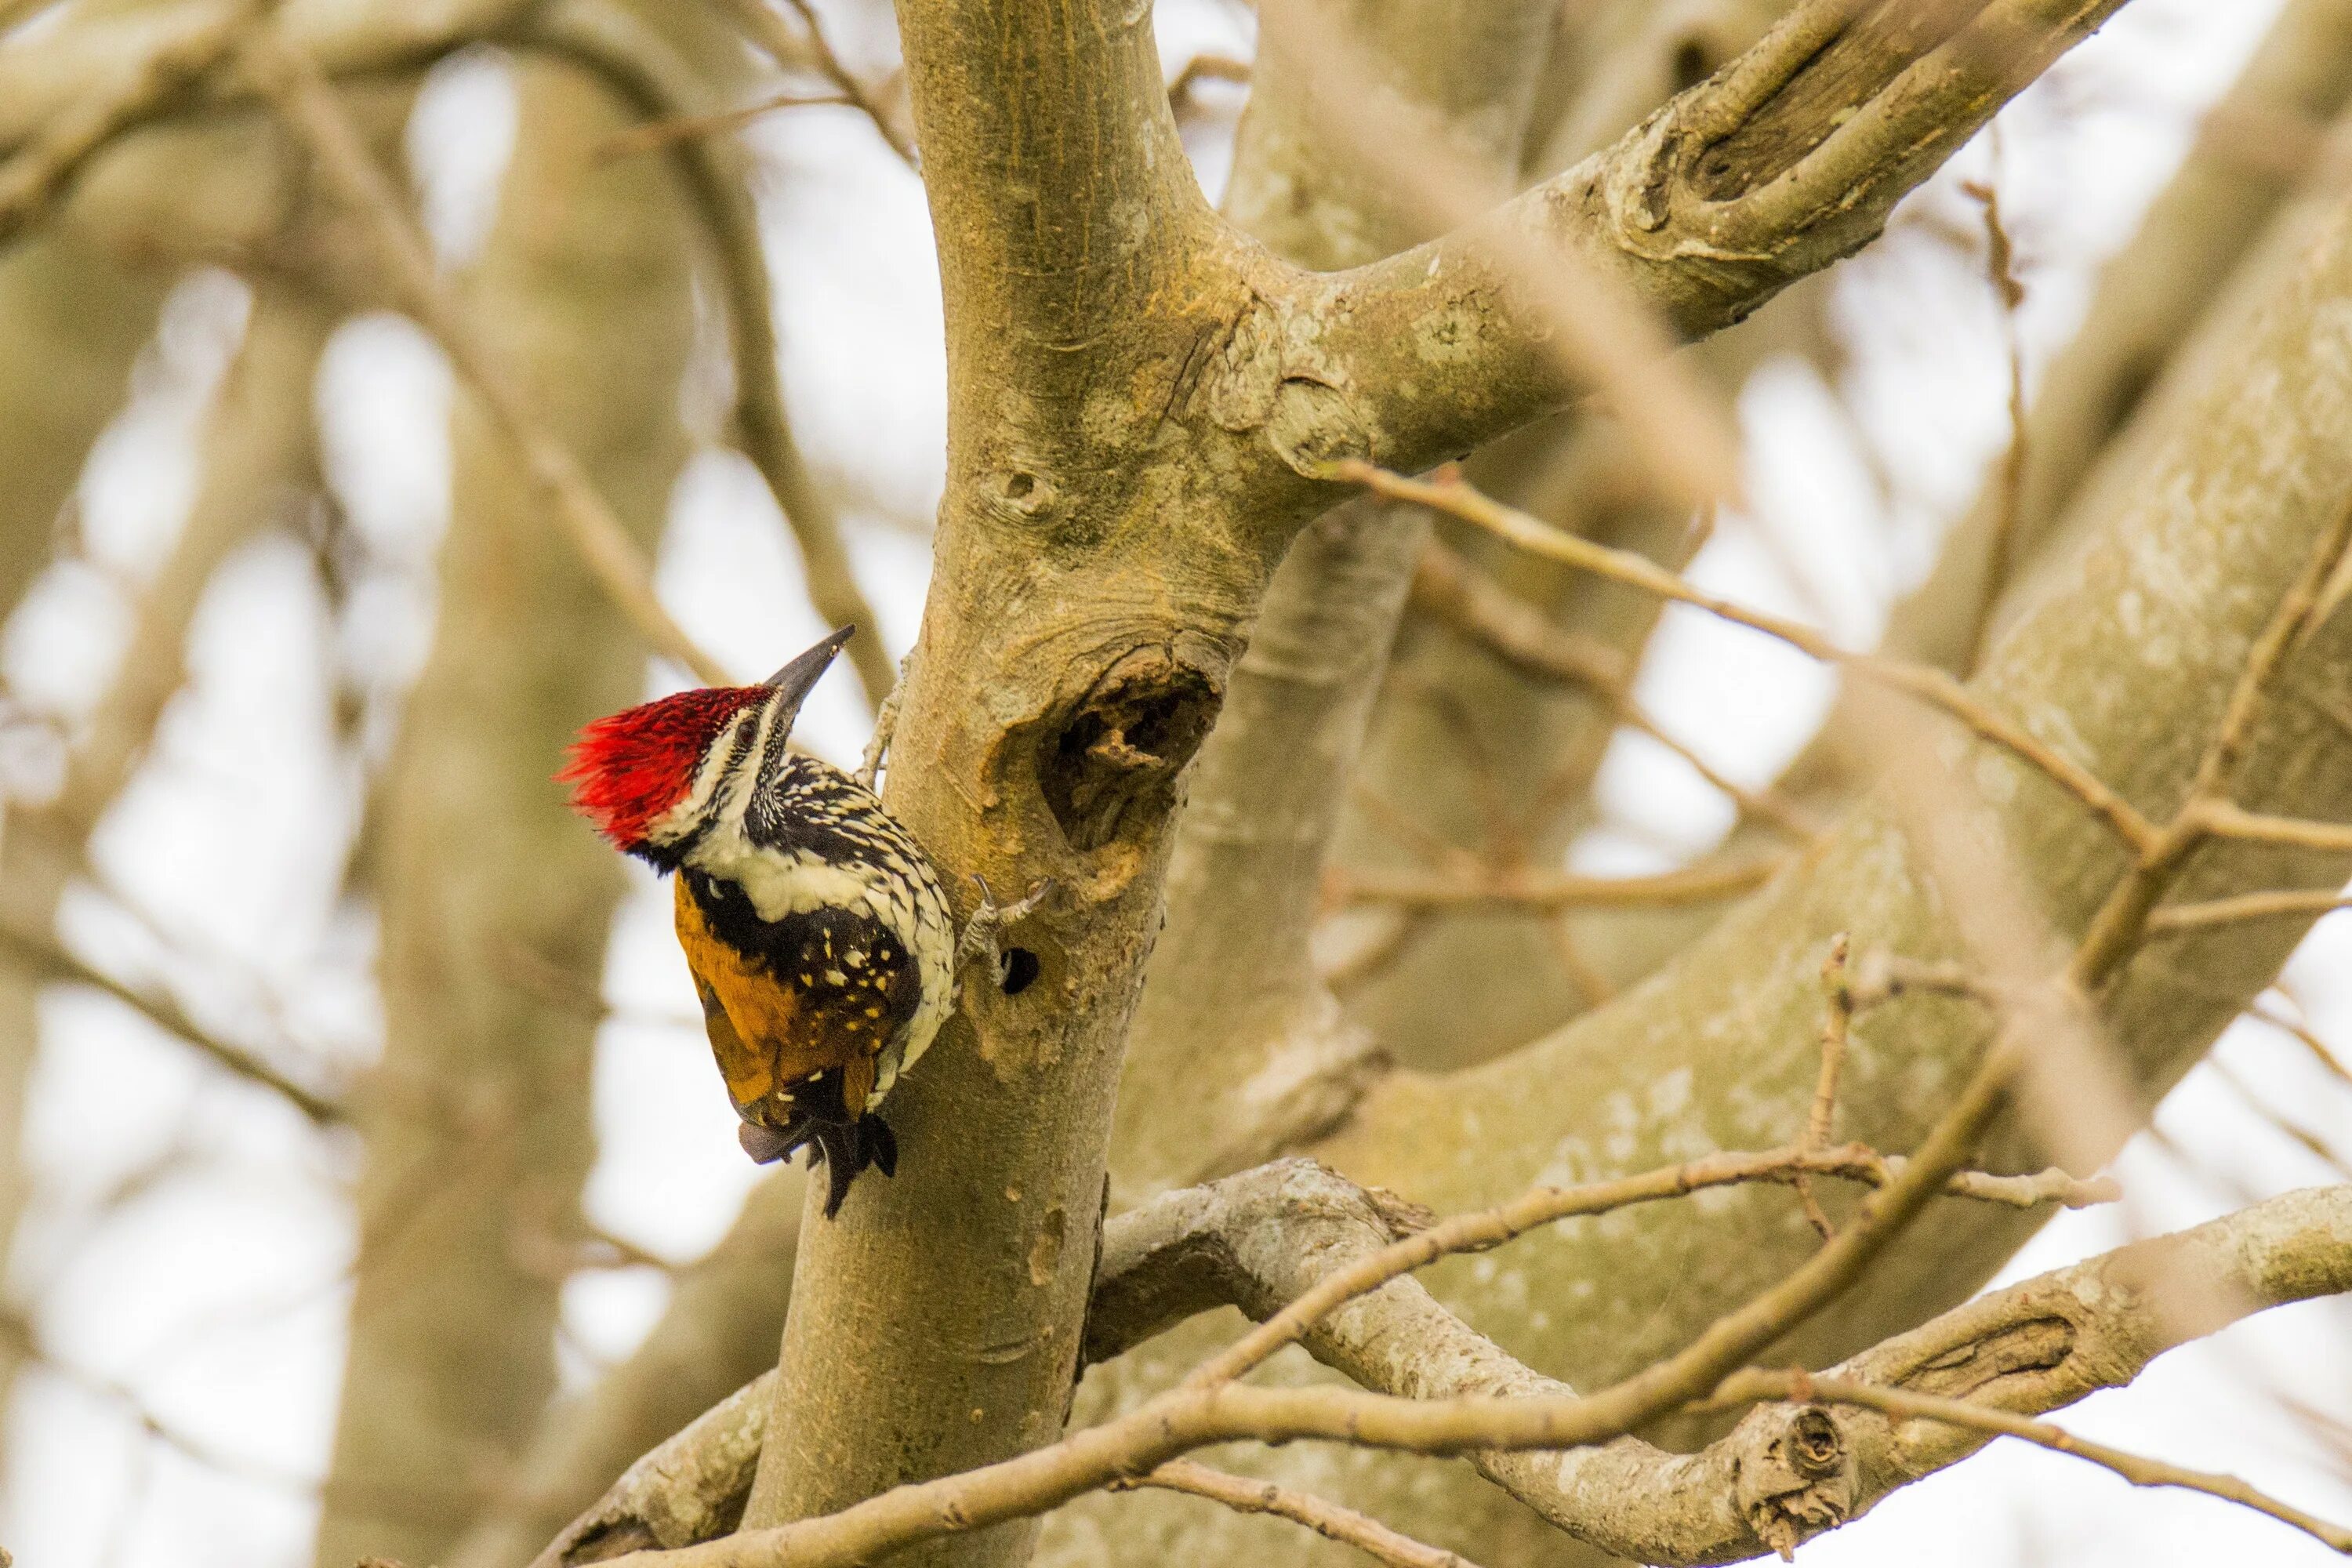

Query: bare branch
1410;539;1817;842
2148;887;2352;934
1114;1460;1482;1568
529;1374;774;1567
594;90;857;159
238;21;733;688
1795;934;1854;1237
1271;0;2137;495
710;0;917;168
524;8;893;706
0;0;272;245
1341;461;2161;852
1716;1370;2352;1555
0;919;345;1126
578;1173;2347;1568
2192;800;2352;855
1958;171;2031;677
1166;55;1249;118
1328;860;1782;913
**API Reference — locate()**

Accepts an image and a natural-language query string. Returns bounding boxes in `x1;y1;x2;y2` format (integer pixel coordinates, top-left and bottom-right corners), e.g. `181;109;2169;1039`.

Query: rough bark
1076;11;2352;1559
1578;0;2352;1005
739;5;1231;1555
313;60;695;1566
743;5;2140;1567
1085;1164;2352;1565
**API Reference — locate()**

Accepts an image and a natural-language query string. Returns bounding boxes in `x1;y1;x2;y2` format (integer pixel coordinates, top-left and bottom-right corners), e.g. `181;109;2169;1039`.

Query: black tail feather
739;1100;897;1217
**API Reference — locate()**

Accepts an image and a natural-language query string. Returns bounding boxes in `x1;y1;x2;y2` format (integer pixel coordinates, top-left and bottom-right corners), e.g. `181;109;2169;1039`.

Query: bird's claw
956;873;1053;983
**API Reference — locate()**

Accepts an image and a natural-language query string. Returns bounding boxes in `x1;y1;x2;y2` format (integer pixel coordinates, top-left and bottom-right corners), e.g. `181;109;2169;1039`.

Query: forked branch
561;1164;2349;1568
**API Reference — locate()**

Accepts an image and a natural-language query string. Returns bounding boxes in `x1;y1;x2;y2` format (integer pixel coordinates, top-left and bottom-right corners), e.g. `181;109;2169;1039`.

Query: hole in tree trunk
1035;649;1220;851
1000;947;1040;995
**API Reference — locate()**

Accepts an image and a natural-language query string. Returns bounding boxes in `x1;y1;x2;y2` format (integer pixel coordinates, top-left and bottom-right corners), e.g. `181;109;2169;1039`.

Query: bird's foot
955;873;1053;986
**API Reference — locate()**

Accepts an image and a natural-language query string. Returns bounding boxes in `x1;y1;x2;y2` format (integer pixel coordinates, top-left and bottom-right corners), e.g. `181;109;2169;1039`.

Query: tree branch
559;1169;2352;1568
1717;1370;2352;1555
542;1137;2108;1566
1339;461;2159;853
0;918;345;1126
737;0;1235;1551
710;0;916;169
1112;1459;1483;1568
0;0;272;246
238;19;734;688
515;3;893;706
1305;159;2352;1501
1240;0;2136;500
1328;860;1784;913
1108;0;1570;1214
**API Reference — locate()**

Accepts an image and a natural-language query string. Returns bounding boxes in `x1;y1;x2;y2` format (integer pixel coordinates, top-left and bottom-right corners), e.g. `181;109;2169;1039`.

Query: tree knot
1735;1401;1857;1560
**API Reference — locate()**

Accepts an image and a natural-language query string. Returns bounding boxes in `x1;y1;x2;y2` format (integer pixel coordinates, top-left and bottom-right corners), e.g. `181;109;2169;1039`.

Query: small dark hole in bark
1671;38;1714;92
1007;471;1036;500
1000;947;1040;995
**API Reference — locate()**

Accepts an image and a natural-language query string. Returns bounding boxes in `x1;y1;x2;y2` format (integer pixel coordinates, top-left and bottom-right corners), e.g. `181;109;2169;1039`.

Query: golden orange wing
672;876;885;1116
675;875;790;1111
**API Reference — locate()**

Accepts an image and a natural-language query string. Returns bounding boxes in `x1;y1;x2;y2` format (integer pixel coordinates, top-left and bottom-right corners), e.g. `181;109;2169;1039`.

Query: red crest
560;685;771;849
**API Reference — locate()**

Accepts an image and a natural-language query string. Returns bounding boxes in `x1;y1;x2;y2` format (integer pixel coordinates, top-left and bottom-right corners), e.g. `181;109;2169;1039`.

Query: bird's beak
763;625;855;707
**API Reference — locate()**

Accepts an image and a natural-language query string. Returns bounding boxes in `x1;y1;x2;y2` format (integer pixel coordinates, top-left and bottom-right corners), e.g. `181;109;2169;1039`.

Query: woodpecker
560;627;1024;1216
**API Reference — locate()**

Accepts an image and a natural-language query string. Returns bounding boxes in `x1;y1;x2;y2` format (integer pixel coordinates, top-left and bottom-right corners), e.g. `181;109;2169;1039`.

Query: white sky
4;2;2350;1564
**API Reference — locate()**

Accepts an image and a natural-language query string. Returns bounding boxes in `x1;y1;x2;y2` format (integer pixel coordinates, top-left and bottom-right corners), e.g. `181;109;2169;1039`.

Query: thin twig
531;15;894;709
1116;1459;1482;1568
594;89;855;158
1717;1370;2352;1555
239;22;734;688
2191;800;2352;855
1184;1120;2099;1394
1959;172;2030;678
0;921;345;1125
711;0;916;167
1853;949;2004;1011
1413;539;1817;842
1806;935;1853;1152
2250;1000;2352;1087
1795;934;1854;1237
1613;702;1820;844
0;1312;318;1494
1167;54;1249;117
2070;487;2352;983
2147;887;2352;934
599;1057;2098;1568
1339;462;2160;855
